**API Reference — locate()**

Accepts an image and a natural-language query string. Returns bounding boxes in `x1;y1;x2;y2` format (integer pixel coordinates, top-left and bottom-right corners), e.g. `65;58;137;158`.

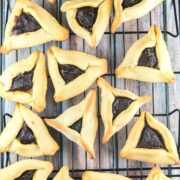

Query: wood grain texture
0;0;180;179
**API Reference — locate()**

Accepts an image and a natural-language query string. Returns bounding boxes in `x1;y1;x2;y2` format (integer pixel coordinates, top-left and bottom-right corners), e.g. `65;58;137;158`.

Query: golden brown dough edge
0;159;53;180
53;165;73;180
47;45;108;102
82;171;131;180
146;166;171;180
115;25;175;83
0;0;69;54
111;0;164;33
0;51;47;112
120;112;180;165
45;89;97;159
97;77;151;144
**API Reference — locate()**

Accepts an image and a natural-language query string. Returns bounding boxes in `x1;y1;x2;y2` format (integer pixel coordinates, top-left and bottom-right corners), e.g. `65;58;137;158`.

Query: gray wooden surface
0;0;180;179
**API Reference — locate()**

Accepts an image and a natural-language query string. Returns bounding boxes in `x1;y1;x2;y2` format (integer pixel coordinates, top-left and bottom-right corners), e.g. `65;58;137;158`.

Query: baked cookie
115;25;176;83
53;166;73;180
61;0;112;48
82;171;131;180
0;104;59;157
111;0;164;32
45;89;98;159
120;112;180;165
48;0;56;3
97;77;151;144
0;51;47;112
147;166;171;180
47;46;107;102
0;159;53;180
0;0;69;54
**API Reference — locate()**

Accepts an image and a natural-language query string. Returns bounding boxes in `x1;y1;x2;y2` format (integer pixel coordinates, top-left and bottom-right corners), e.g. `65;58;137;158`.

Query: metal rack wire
0;0;180;179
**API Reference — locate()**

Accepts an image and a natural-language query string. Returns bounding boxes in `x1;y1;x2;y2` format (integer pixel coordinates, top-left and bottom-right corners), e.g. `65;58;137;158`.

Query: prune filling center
76;7;98;32
69;118;82;133
59;64;84;84
10;70;34;92
137;120;166;149
122;0;142;9
15;170;35;180
12;12;41;35
138;47;159;69
112;97;134;120
17;123;36;144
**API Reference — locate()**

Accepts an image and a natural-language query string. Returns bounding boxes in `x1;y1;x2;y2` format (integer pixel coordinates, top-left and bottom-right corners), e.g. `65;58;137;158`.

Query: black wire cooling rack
0;0;180;179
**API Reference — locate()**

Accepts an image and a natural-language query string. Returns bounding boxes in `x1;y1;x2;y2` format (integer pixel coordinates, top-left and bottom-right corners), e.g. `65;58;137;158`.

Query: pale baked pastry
115;25;176;83
82;171;131;180
53;166;73;180
0;159;53;180
0;104;59;157
48;0;56;3
0;51;47;112
147;166;171;180
45;89;98;159
61;0;112;48
120;112;180;165
0;0;69;54
111;0;164;32
47;46;107;102
97;77;151;144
